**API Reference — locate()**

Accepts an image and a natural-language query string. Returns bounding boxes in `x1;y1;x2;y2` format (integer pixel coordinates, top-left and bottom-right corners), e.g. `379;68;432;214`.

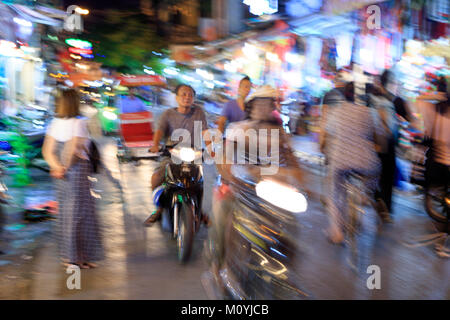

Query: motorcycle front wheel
177;202;195;263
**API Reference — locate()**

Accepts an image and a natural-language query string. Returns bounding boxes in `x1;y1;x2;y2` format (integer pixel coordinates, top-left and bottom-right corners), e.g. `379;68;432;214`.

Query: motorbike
152;144;204;263
203;165;310;299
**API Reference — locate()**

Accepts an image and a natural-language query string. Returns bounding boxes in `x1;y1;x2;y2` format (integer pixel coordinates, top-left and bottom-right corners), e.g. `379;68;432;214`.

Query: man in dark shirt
144;84;211;225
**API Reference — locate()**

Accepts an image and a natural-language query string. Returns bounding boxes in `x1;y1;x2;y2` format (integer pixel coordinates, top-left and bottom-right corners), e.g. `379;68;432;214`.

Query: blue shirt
120;96;147;113
221;99;246;124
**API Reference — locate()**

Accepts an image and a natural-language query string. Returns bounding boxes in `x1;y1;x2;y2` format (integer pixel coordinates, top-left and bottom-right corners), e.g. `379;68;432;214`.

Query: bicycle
343;171;368;271
342;171;386;271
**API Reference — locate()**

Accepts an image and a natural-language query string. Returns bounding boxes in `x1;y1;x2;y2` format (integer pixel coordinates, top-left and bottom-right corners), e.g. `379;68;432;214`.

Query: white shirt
46;117;90;160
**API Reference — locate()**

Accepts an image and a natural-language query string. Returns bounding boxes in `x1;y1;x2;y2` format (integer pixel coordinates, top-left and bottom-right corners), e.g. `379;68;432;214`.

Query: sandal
144;209;162;226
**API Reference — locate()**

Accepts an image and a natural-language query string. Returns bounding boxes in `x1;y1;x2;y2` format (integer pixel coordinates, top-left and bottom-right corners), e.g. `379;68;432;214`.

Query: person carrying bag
43;88;104;269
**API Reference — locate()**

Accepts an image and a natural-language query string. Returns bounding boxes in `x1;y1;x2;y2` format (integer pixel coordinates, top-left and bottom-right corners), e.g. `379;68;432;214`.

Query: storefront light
76;63;89;70
235;58;245;68
13;17;32;27
266;52;280;63
65;38;92;49
83;80;103;87
243;0;278;16
0;43;18;57
335;33;353;69
70;54;82;60
285;52;303;65
69;47;92;54
305;76;317;84
204;81;215;89
359;48;374;64
282;71;303;88
214;80;226;87
405;40;424;55
144;69;156;75
196;69;214;81
182;74;196;82
224;61;237;73
243;43;258;59
163;68;179;76
20;46;37;54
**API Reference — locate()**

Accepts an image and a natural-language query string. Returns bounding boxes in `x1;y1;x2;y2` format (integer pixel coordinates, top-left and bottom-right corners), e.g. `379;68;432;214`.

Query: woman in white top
42;88;103;269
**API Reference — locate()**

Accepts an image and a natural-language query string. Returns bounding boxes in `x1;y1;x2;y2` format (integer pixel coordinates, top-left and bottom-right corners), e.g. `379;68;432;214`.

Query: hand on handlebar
149;145;160;153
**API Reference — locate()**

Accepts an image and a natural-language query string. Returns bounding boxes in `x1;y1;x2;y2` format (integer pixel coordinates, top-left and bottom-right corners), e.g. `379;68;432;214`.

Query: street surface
0;106;448;299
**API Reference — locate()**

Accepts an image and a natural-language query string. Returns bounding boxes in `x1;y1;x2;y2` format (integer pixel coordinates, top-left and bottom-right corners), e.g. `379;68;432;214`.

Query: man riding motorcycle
144;84;212;226
208;85;309;298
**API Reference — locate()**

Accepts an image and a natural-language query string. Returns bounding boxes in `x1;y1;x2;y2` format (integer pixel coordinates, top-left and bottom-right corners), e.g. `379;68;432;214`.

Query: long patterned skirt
54;158;104;263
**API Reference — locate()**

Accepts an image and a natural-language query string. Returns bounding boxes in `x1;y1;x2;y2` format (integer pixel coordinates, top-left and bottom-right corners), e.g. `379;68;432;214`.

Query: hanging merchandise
426;0;449;24
335;33;353;69
319;38;337;75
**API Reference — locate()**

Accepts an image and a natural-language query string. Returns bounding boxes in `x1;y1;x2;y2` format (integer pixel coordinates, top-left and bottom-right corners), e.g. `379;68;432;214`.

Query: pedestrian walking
42;88;104;269
369;71;398;218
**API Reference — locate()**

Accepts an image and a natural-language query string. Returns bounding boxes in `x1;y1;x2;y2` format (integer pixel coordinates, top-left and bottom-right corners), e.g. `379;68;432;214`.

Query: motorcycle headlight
179;147;196;162
255;180;307;213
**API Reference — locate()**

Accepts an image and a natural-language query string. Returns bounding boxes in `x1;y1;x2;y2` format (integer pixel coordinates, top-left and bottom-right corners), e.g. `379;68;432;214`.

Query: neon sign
65;38;92;49
69;47;92;54
243;0;278;16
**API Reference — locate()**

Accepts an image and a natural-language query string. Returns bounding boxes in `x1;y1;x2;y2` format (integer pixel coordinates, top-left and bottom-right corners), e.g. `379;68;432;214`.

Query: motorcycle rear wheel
425;184;449;225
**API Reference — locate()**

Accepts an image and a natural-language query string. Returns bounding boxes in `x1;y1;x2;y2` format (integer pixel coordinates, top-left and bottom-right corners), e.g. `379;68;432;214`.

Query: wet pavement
0;108;448;299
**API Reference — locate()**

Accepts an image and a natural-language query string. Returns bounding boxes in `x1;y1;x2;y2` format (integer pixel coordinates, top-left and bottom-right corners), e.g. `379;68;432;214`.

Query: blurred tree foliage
0;118;32;187
87;10;168;74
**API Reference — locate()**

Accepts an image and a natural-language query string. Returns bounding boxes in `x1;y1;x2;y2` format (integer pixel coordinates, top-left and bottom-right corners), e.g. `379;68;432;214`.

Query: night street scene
0;0;449;303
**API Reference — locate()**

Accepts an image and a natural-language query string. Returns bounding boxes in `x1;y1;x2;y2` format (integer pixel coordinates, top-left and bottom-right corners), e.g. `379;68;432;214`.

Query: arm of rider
416;92;447;102
42;135;66;179
217;116;227;135
150;129;163;153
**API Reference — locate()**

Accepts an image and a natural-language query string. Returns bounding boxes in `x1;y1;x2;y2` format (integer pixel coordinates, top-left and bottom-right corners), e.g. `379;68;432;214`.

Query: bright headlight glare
255;180;307;213
103;110;117;121
179;148;195;162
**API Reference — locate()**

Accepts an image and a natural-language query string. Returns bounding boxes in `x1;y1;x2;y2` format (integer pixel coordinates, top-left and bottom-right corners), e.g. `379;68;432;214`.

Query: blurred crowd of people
319;69;449;245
